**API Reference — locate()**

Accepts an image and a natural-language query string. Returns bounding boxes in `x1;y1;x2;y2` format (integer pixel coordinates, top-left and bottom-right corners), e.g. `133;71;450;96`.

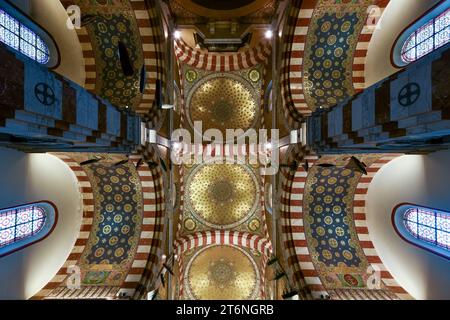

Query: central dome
185;163;259;228
188;76;258;139
185;245;259;300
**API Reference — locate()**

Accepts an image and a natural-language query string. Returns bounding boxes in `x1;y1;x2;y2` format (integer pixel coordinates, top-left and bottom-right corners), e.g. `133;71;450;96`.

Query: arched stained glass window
0;1;59;67
393;2;450;67
0;9;49;64
393;203;450;260
0;202;57;258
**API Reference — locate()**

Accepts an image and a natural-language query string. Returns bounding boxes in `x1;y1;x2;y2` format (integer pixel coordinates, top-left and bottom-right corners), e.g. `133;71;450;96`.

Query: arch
174;38;271;71
392;0;450;67
0;0;59;67
0;201;58;258
174;231;272;299
174;231;273;258
353;155;412;299
280;0;313;126
280;153;413;300
126;153;166;300
278;148;324;299
352;0;391;91
392;203;450;260
32;154;94;299
131;0;167;125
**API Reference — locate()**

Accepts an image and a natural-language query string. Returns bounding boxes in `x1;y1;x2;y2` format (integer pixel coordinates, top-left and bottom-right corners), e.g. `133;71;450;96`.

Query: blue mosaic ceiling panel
89;14;143;108
80;162;143;286
303;155;382;289
303;0;373;110
75;0;144;109
305;167;363;267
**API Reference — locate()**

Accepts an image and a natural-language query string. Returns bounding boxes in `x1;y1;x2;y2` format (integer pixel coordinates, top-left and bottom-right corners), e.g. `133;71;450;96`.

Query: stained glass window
401;7;450;64
0;202;57;258
403;207;450;250
0;9;50;64
394;204;450;259
0;206;46;248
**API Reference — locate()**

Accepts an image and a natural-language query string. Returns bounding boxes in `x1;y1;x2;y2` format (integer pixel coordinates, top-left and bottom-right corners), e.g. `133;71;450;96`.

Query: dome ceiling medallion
187;75;259;138
185;245;260;300
185;163;260;229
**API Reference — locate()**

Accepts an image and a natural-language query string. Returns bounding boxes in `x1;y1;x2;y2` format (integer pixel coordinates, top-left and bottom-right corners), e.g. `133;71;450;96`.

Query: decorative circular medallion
398;82;421;107
34;82;55;106
185;245;260;300
248;218;261;232
186;74;258;140
184;218;197;231
185;69;198;83
249;69;260;82
185;161;260;229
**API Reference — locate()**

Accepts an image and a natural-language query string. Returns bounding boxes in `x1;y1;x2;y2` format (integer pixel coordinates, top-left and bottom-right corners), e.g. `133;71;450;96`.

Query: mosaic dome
187;75;258;139
185;245;259;300
185;163;260;229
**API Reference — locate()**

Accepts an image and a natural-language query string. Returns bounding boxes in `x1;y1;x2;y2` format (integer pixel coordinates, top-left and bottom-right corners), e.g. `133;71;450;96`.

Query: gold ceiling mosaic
184;245;260;300
184;162;261;230
184;67;262;139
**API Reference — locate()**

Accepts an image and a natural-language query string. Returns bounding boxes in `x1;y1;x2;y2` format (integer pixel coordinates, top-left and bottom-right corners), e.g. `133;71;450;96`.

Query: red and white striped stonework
174;39;272;72
279;152;325;299
353;0;391;93
175;231;273;299
174;231;273;258
59;0;96;92
353;154;413;300
281;0;391;125
32;154;94;299
118;155;166;298
131;0;166;125
281;0;315;127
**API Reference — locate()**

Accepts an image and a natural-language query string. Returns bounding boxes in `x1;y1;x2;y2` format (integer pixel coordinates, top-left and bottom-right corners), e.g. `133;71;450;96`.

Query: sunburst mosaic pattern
187;74;259;138
184;245;260;300
184;163;260;229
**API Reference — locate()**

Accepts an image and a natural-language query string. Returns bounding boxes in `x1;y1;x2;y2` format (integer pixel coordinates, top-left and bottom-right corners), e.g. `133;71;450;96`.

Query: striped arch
174;231;273;258
353;154;413;300
60;0;167;125
174;39;272;71
280;0;315;127
279;147;323;299
32;154;94;299
131;0;167;126
352;0;391;92
59;0;95;91
280;153;413;300
120;154;166;299
175;230;273;299
32;153;165;300
281;0;390;124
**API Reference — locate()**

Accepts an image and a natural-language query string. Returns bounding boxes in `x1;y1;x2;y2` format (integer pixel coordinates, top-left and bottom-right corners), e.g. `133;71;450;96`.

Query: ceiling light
265;29;273;39
174;30;181;39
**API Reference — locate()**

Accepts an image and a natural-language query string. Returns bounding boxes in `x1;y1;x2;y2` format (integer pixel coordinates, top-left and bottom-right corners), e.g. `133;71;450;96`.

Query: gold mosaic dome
185;163;260;229
187;75;258;138
185;245;259;300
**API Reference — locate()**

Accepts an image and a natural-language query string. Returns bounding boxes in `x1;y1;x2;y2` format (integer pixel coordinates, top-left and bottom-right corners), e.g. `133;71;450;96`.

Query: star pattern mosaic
303;0;373;110
80;162;143;286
